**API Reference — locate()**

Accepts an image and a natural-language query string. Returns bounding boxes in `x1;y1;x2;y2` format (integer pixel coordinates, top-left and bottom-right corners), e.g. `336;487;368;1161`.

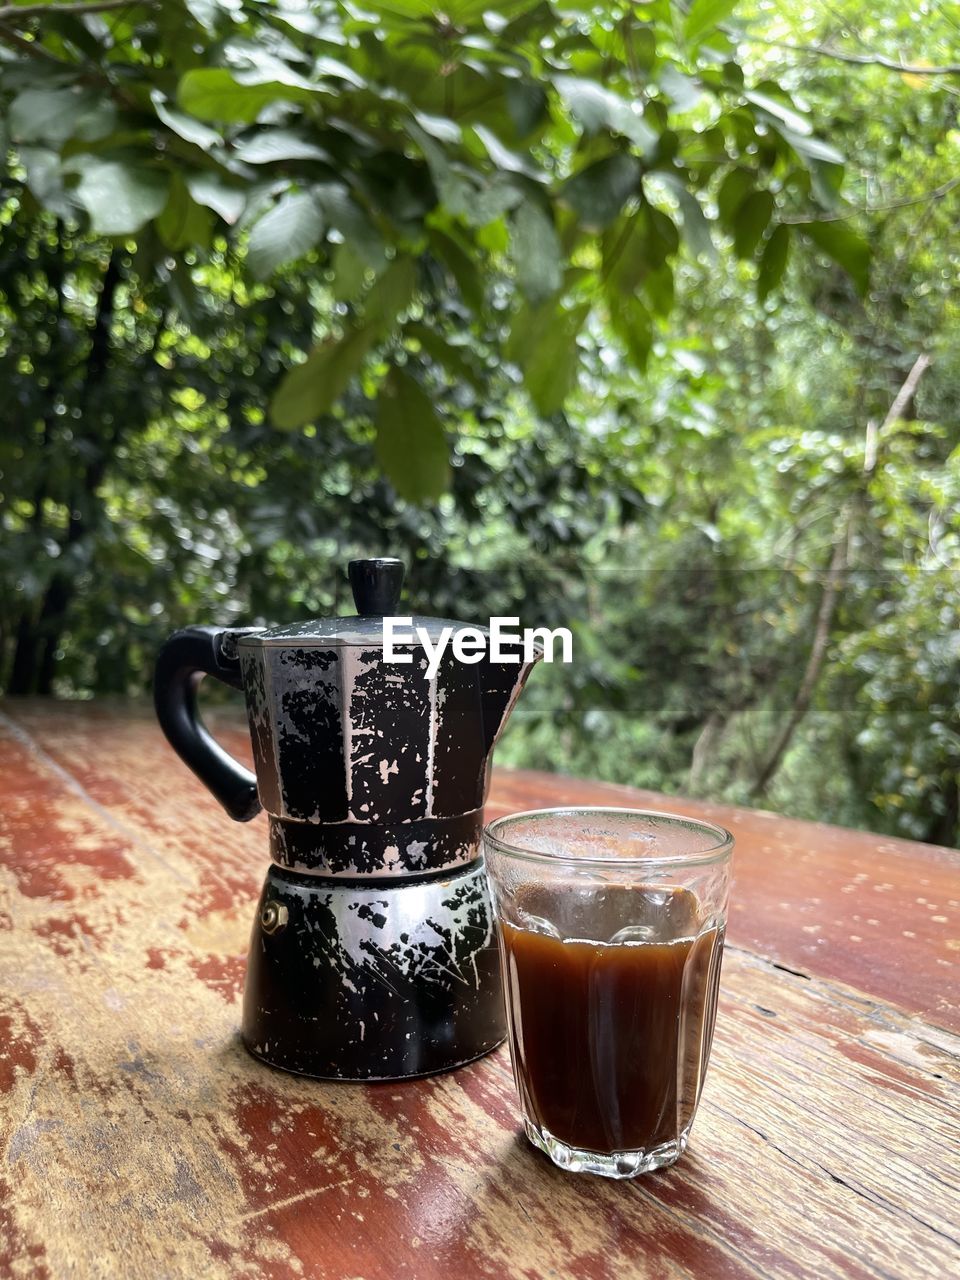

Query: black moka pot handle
153;626;262;822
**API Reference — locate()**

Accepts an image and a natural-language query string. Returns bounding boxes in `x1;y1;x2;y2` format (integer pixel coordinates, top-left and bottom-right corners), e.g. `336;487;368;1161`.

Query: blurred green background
2;1;959;844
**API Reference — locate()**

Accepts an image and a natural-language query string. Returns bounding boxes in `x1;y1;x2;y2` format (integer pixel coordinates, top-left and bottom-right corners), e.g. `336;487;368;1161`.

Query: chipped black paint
275;647;347;821
270;812;483;877
432;649;488;818
239;641;538;838
348;646;431;822
239;644;282;814
242;864;506;1080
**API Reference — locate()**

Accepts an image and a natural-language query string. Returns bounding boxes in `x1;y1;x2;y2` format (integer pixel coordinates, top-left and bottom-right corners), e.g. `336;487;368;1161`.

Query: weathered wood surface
0;701;957;1280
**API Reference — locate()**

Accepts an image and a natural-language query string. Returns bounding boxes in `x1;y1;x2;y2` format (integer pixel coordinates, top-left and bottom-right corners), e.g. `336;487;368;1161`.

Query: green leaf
330;242;371;301
220;43;318;93
429;227;484;312
186;172;246;224
72;159;169;236
271;256;416;428
507;301;590;415
405;324;485;391
658;66;702;113
270;327;378;429
732;189;774;258
476;217;509;255
365;255;417;327
184;0;225;31
18;147;75;220
778;128;845;167
757;223;790;300
409;121;476;220
313;183;383;265
599;207;675;299
374;368;450;503
648;206;680;262
413;111;462;144
266;1;333;35
554;76;658;155
602;217;648;295
805;157;846;210
150;89;222;149
374;0;528;16
472;123;541;178
608;294;654;369
313;55;366;88
157;174;214;251
685;0;740;44
506;80;548;138
562;154;641;231
632;26;657;71
511;199;561;303
246;192;324;279
661;179;715;260
745;90;811;137
9;87;116;147
232;129;331;164
643;262;674;316
177;68;311;123
466;174;523;227
717;167;753;229
802;220;871;296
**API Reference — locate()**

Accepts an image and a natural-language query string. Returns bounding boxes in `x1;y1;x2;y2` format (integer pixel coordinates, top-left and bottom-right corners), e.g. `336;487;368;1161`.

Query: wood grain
0;702;958;1280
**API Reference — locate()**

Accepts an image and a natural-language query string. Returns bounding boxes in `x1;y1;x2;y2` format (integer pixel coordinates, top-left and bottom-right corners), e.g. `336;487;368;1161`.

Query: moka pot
153;558;541;1080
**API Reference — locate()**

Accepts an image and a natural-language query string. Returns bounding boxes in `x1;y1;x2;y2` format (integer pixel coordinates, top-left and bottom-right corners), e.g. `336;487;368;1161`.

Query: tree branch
782;176;960;224
748;37;960;76
749;532;848;799
0;22;67;61
0;1;143;19
750;353;933;799
877;352;932;436
688;710;723;792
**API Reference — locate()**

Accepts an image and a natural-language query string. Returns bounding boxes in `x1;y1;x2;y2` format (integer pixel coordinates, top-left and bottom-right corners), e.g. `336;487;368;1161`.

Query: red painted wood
0;702;957;1280
10;700;958;1030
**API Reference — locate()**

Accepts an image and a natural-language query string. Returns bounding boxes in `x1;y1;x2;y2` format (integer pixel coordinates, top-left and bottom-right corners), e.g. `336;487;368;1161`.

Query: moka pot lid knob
348;558;405;616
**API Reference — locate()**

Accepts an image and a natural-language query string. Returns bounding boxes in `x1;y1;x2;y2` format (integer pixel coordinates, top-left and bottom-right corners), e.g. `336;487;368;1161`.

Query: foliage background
2;0;959;845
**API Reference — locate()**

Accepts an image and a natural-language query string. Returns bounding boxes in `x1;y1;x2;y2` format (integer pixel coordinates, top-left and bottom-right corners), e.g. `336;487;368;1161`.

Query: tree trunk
36;576;74;695
7;248;122;695
924;776;960;848
688;711;723;792
749;532;848;798
7;613;40;695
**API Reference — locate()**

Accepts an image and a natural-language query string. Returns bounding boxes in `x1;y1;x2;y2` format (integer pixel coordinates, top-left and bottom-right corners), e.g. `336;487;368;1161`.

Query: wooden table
0;701;957;1280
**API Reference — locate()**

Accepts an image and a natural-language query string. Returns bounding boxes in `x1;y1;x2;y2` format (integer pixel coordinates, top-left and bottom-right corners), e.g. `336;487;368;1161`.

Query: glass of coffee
484;807;733;1179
